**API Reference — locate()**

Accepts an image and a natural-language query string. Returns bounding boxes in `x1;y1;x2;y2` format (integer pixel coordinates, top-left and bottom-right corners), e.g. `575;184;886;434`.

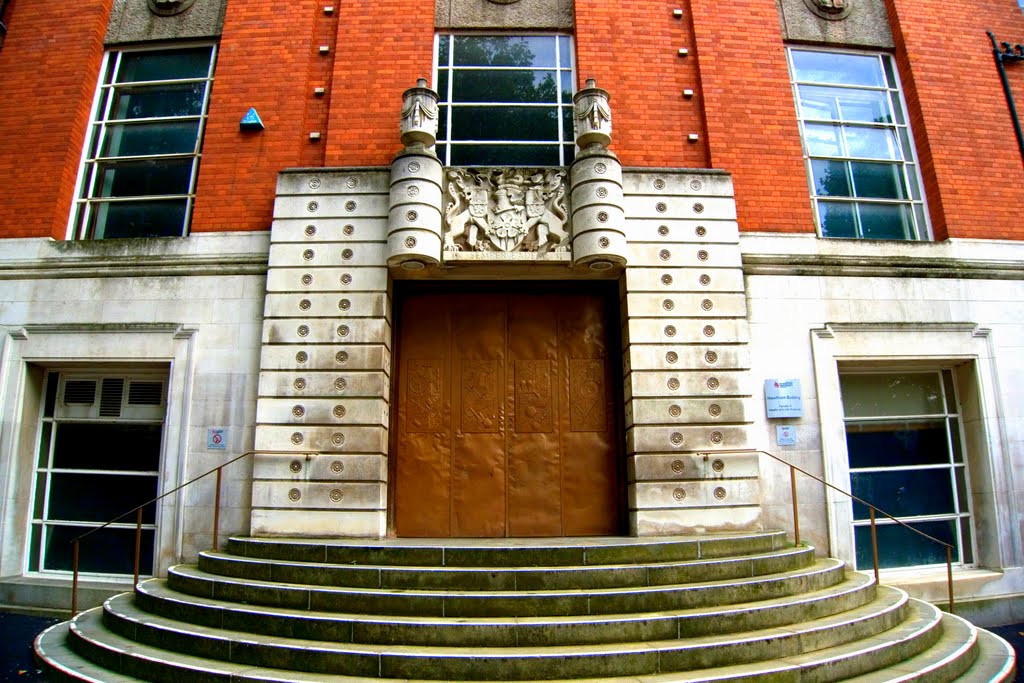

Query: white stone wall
0;232;268;578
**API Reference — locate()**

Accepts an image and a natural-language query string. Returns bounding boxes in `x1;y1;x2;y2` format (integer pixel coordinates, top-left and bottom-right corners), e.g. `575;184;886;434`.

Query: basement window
435;34;575;166
70;45;216;239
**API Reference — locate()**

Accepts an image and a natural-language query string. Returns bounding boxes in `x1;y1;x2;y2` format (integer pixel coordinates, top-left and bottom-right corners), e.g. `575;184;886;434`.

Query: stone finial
573;78;612;149
400;78;440;148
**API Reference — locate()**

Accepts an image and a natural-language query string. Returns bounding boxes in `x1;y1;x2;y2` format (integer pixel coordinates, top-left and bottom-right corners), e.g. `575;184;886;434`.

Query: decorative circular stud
707;376;720;390
346;177;358;189
696;226;707;237
339;299;350;310
343;224;355;236
331;460;344;473
333;405;346;418
330;488;344;502
336;351;349;364
406;210;418;222
703;325;715;337
658;225;669;236
659;249;671;261
289;460;302;473
664;325;677;337
296;351;308;363
308;179;321;191
341;274;353;285
297;325;309;337
699;274;711;286
697;250;709;261
597;212;609;223
661;274;673;286
408;161;421;173
596;187;608;198
407;186;420;197
306;201;319;213
654;178;667;190
345;201;357;212
598;236;610;248
290;432;304;444
335;377;348;391
288;488;301;501
671;459;685;473
693;202;704;213
673;487;686;501
663;299;675;311
709;403;722;417
405;236;417;248
706;351;719;364
331;433;345;446
294;378;307;390
299;299;311;311
712;459;725;472
337;325;350;337
668;378;681;390
302;249;315;261
301;273;313;285
690;178;703;191
342;248;354;260
656;202;668;213
714;487;727;500
305;225;317;236
666;351;679;364
710;431;724;444
595;163;607;174
292;405;305;417
670;432;684;446
669;404;682;417
701;299;713;311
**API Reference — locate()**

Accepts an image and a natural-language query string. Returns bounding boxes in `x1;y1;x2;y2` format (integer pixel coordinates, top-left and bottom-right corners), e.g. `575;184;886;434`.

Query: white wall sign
764;378;803;418
776;424;797;446
208;427;227;450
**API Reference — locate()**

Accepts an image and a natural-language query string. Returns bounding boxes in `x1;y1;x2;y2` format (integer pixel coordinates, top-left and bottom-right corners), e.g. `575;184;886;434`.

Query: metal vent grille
99;378;124;418
63;380;97;405
128;381;163;406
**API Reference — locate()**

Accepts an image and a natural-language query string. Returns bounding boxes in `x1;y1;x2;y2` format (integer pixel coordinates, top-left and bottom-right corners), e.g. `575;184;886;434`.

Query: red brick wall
323;0;435;167
887;0;1024;240
190;1;324;233
575;0;708;168
0;0;112;239
689;0;814;233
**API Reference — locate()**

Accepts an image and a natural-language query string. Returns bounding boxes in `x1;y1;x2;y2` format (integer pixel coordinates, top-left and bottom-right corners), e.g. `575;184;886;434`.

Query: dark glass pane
47;473;158;523
438;35;450;66
883;57;899;89
942;370;957;413
452;70;559;104
811;159;851;197
563;144;575;164
846;420;949;469
560;71;573;103
53;423;162;471
452;36;556;67
90;199;188;239
955;467;969;511
93;159;194;198
562;107;574;142
42;525;154;575
116;47;212;83
37;422;53;470
450;106;558;141
841;373;943;418
558;36;571;66
858;202;912;240
111;82;206;119
437;105;448;139
33;476;46;519
44;373;59;418
449;144;560;166
950;418;963;463
960;518;973;564
436;70;449;102
791;50;884;87
851;468;955;519
851;162;905;199
854;520;957;569
817;201;856;238
100;121;199;158
29;525;41;572
436;144;448;165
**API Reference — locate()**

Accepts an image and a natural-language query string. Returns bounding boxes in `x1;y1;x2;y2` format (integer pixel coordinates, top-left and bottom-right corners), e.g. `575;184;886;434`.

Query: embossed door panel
394;290;620;537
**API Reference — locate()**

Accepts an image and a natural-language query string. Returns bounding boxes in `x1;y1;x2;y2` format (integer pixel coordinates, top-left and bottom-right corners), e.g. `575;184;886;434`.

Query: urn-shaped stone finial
573;78;612;149
400;78;439;148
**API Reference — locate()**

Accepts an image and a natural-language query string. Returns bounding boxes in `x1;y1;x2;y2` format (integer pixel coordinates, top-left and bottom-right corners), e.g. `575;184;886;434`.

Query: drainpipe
988;31;1024;165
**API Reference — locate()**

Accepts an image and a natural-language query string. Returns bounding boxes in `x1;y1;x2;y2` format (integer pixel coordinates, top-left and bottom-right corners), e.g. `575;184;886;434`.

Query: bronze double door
393;290;621;537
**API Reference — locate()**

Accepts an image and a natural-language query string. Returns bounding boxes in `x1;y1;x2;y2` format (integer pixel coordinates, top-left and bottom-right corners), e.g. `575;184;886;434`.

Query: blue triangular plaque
240;107;264;131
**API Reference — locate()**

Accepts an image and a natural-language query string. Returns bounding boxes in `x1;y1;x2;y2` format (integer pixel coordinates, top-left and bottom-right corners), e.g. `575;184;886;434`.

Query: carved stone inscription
406;360;443;432
444;168;569;253
570;359;606;432
515;360;554;433
462;359;500;433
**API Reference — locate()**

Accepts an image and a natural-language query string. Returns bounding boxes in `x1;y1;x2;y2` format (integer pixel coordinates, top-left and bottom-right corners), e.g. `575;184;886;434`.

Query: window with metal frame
71;45;216;239
788;49;928;240
435;34;575;166
28;371;166;576
839;370;974;570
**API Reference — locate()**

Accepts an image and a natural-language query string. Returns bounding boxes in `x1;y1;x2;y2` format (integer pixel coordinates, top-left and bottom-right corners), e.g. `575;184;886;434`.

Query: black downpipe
988;31;1024;165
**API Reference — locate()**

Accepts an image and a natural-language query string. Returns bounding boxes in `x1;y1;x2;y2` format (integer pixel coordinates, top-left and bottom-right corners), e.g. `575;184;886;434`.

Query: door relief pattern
461;359;500;432
406;359;443;432
570;359;606;432
515;360;554;433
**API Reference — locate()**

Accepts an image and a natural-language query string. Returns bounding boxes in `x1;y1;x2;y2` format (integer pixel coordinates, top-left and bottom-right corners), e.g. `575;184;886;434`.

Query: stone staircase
35;532;1015;681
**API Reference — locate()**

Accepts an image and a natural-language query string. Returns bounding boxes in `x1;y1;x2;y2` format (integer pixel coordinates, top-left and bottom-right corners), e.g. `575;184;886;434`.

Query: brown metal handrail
69;449;314;616
699;448;956;614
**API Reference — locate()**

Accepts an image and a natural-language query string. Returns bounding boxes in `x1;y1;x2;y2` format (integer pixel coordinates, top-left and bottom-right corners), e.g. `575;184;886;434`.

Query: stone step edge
957;627;1016;682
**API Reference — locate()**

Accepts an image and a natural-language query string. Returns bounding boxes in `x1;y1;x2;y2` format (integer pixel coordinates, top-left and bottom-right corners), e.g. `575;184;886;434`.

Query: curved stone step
134;572;880;647
167;557;847;618
955;627;1016;682
198;544;815;591
225;531;788;567
74;593;935;680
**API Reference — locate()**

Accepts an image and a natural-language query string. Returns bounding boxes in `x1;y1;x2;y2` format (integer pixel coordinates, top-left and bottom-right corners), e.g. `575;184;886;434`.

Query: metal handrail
70;449;315;616
699;448;956;613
